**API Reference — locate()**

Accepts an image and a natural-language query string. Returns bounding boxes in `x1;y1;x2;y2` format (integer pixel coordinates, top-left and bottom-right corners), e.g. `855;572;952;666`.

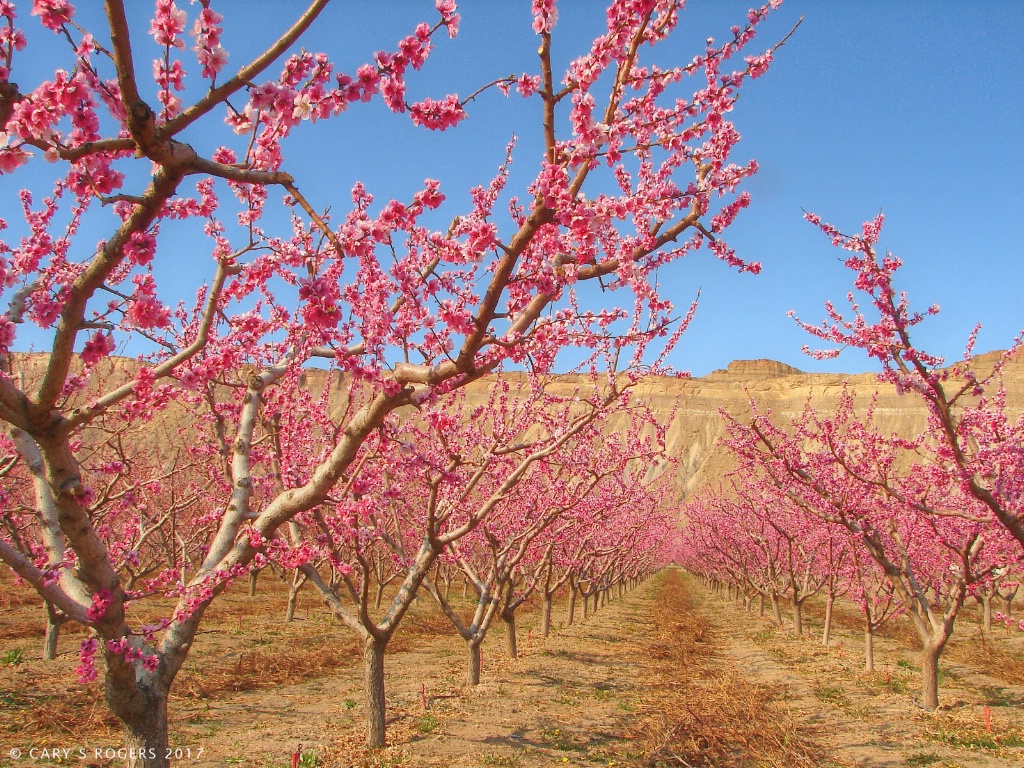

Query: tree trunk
983;594;993;633
822;595;835;646
107;680;171;768
792;598;803;636
363;637;387;748
374;580;386;611
759;593;765;617
541;593;552;638
467;639;482;686
920;643;941;711
43;601;64;660
864;623;875;672
566;589;577;627
770;593;783;627
503;610;518;659
582;592;590;619
285;570;306;622
248;569;258;597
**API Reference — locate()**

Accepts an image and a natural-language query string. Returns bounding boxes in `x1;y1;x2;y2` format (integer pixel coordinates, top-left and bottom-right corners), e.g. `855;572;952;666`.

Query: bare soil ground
2;570;1023;768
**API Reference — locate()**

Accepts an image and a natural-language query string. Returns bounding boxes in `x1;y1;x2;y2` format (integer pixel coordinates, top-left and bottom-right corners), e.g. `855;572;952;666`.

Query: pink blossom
192;4;226;77
0;316;15;348
31;0;74;31
150;0;187;49
80;331;115;366
531;0;557;33
408;94;466;131
435;0;459;37
75;638;99;683
516;74;541;97
125;274;170;329
85;589;113;621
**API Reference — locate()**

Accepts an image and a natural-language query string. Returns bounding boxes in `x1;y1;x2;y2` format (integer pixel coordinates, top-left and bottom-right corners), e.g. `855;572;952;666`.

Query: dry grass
951;629;1024;687
175;633;362;698
627;571;824;768
0;684;121;743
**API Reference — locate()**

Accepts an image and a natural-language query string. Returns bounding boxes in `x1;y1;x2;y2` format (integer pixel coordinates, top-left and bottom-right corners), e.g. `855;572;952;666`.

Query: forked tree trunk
43;601;65;660
770;593;783;627
791;598;803;636
467;639;482;686
565;589;577;627
541;593;553;638
364;636;388;748
822;594;835;646
285;570;304;622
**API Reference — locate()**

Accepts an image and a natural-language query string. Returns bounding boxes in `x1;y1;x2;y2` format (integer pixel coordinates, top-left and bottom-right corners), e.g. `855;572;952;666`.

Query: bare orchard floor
3;571;1024;767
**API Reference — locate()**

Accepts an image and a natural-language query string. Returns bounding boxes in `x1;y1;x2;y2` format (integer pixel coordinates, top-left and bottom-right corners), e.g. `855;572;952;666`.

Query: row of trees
677;214;1024;711
0;1;789;765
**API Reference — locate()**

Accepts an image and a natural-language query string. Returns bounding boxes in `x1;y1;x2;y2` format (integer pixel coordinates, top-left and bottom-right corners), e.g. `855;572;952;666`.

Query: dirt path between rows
687;581;1024;768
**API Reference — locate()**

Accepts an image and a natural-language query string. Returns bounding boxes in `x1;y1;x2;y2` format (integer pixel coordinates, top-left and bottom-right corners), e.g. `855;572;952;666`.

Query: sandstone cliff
10;351;1023;501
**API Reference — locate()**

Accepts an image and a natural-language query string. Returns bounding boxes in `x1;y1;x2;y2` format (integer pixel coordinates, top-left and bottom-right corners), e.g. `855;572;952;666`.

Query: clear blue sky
5;1;1022;377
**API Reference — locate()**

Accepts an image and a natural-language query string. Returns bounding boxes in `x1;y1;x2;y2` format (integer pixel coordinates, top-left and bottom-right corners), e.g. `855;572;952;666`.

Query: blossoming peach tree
0;0;788;762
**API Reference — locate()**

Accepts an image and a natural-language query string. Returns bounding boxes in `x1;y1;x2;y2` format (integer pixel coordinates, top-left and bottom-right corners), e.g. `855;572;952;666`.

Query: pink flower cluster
30;0;74;32
435;0;459;38
125;274;171;330
150;0;187;49
107;636;161;673
85;588;113;621
80;331;115;366
531;0;557;33
192;3;227;79
408;94;466;131
76;637;99;683
993;612;1024;631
